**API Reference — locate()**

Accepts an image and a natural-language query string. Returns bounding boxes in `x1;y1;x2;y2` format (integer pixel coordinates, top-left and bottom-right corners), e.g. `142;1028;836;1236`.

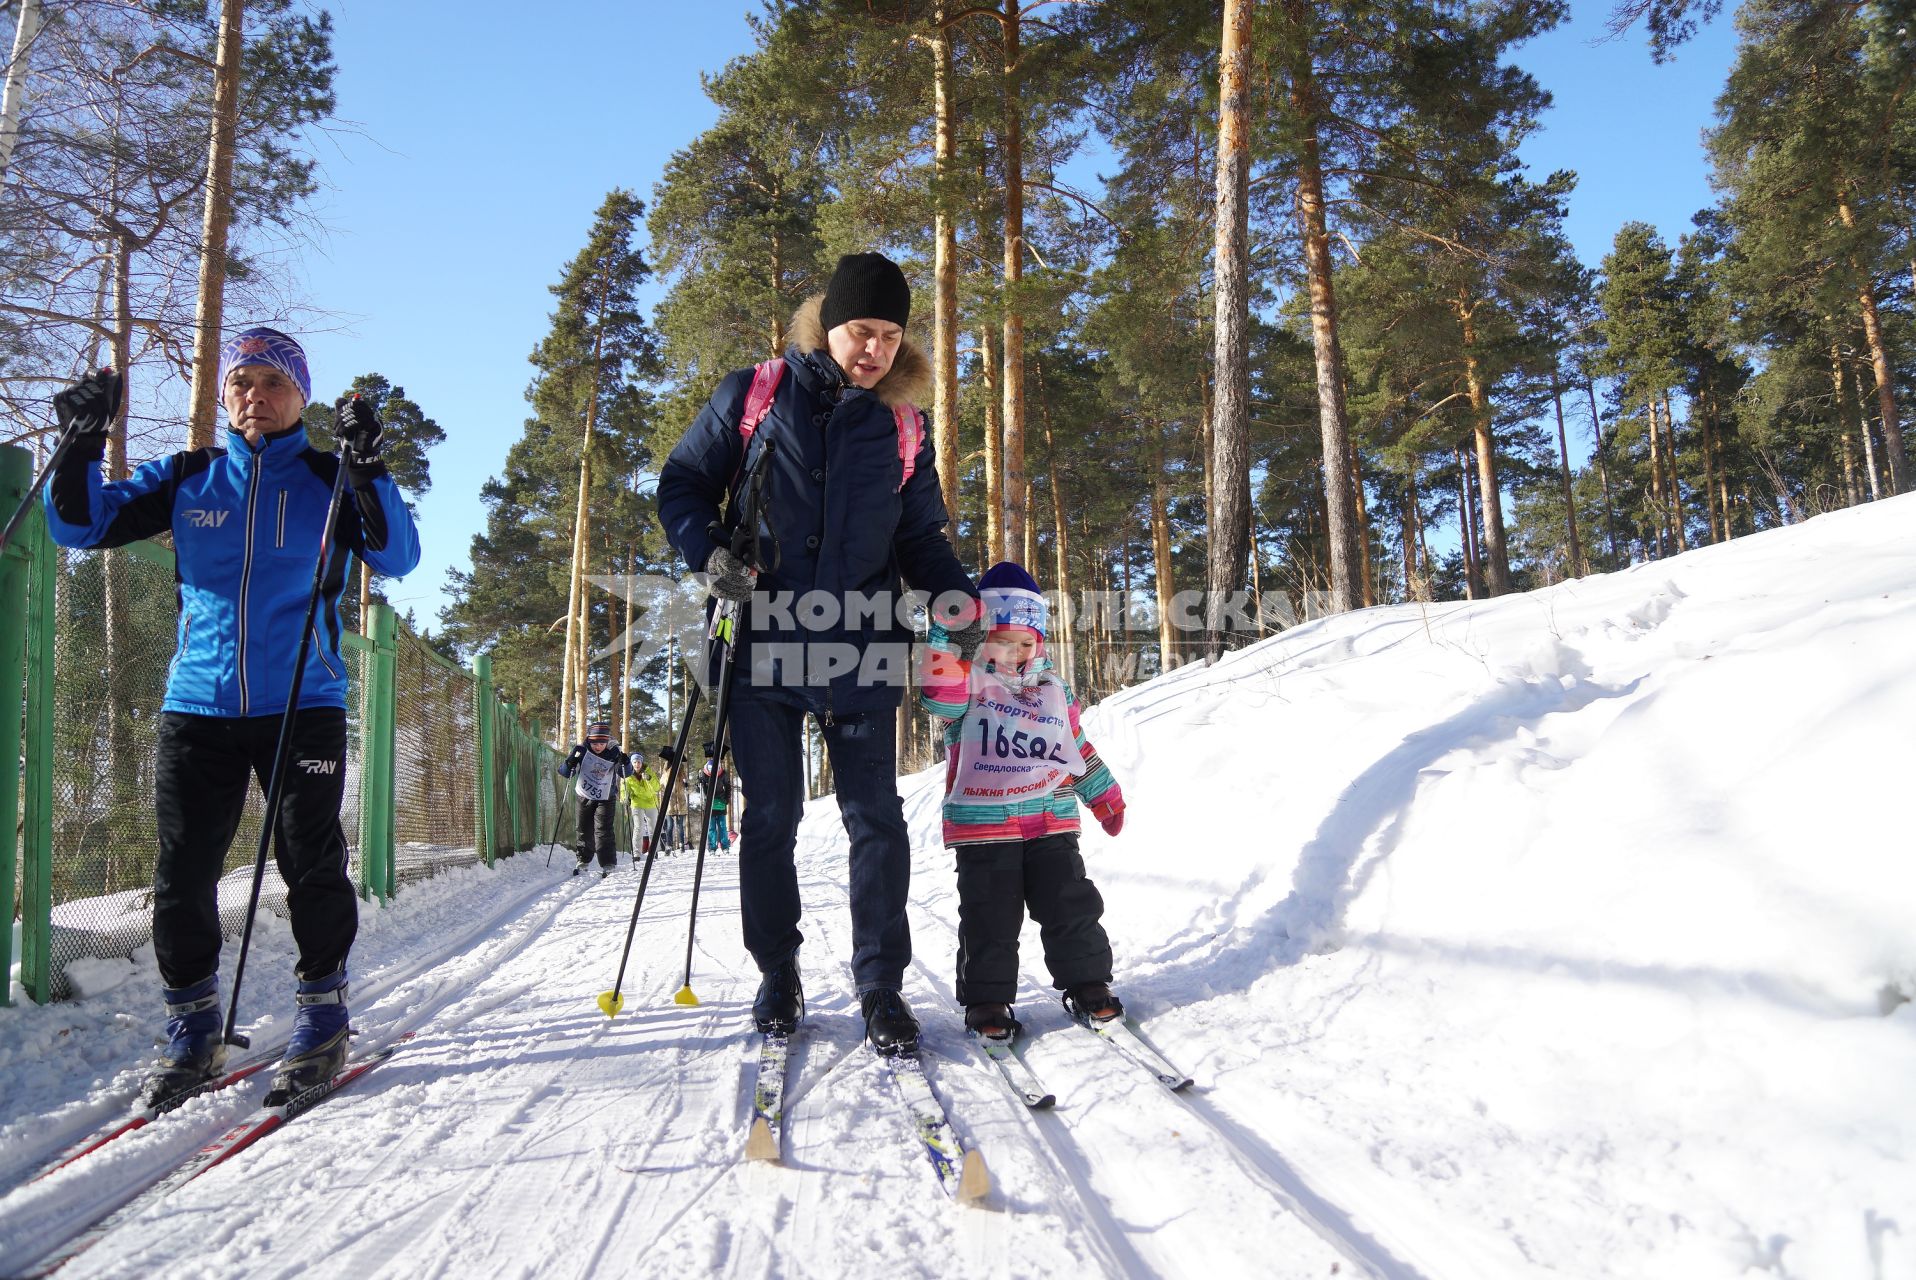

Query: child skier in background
919;561;1127;1040
623;749;666;858
697;745;734;854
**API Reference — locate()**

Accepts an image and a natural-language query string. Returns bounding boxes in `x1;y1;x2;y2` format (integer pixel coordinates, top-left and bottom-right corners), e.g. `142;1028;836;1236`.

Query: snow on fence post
359;602;399;904
19;452;56;1004
0;445;31;1005
474;653;496;868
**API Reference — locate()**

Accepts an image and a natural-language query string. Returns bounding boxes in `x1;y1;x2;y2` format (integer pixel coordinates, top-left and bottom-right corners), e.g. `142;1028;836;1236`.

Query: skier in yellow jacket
621;750;667;859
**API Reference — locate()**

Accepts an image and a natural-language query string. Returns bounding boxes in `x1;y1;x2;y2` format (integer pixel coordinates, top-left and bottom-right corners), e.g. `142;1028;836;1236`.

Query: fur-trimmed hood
788;295;932;410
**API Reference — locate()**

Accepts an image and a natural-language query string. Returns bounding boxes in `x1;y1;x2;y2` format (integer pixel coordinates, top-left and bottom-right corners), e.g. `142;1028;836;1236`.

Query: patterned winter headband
217;327;311;404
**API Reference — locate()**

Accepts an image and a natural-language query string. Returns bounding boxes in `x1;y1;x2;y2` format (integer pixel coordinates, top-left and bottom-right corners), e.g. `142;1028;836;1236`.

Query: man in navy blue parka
657;253;981;1054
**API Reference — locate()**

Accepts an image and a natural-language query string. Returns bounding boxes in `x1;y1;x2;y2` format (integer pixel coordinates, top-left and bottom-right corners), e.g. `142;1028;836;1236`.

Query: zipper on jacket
237;459;262;715
276;489;288;548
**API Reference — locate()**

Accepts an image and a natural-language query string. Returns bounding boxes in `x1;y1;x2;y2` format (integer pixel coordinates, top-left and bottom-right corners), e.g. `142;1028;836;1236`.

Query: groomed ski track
12;845;1386;1280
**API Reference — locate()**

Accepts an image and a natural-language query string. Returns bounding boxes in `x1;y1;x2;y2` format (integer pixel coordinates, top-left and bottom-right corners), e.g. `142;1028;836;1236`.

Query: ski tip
673;986;700;1007
596;990;625;1019
957;1148;992;1204
1028;1092;1057;1110
744;1117;779;1162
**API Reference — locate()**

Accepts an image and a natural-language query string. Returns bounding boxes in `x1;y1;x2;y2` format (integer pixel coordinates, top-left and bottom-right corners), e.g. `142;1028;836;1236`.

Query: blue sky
287;2;1742;626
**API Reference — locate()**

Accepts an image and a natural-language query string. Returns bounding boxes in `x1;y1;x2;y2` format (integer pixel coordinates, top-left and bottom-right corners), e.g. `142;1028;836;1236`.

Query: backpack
733;359;923;493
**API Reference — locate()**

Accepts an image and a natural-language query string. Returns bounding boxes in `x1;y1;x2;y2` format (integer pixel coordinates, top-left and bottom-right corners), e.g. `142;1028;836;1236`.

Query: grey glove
949;615;988;661
703;546;755;602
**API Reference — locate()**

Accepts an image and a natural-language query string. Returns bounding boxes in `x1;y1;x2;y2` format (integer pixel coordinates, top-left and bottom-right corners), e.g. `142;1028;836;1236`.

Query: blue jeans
726;690;912;992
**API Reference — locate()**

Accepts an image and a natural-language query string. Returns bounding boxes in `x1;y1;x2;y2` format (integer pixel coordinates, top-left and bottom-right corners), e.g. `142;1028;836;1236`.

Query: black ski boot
861;989;920;1056
752;958;804;1034
264;972;350;1107
141;975;227;1107
964;1002;1021;1041
1063;983;1124;1024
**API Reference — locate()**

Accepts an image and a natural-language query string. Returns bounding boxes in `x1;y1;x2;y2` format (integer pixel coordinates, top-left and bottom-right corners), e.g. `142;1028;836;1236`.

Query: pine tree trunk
186;0;244;450
1835;344;1861;506
1456;446;1479;601
1458;302;1510;593
980;312;1003;562
618;545;634;745
1646;398;1666;557
109;234;132;481
1715;413;1734;537
1352;451;1374;608
998;1;1028;562
1699;391;1723;541
1037;359;1075;685
1150;432;1176;670
1861;398;1883;501
1662;391;1688;552
0;0;44;181
1586;381;1623;566
1206;0;1254;652
1838;200;1907;492
1400;473;1418;599
769;228;787;356
1549;369;1583;573
358;563;371;633
930;9;962;524
1284;4;1360;613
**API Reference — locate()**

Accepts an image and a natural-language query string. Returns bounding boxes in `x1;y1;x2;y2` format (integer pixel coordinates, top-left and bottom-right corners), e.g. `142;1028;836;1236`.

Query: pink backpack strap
893;404;923;492
732;359;785;488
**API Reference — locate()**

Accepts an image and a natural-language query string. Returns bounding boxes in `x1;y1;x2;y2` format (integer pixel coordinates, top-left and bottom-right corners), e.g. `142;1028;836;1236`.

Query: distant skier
622;748;666;858
919;562;1128;1038
560;721;631;876
695;745;734;854
40;331;422;1104
657;252;982;1052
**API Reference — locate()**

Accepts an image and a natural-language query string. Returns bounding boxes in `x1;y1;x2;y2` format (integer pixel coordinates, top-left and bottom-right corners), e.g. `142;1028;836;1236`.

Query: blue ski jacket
43;424;422;718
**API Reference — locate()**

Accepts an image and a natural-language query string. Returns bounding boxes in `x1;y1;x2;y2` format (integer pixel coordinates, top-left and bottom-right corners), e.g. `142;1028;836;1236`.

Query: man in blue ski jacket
43;328;422;1103
657;253;983;1054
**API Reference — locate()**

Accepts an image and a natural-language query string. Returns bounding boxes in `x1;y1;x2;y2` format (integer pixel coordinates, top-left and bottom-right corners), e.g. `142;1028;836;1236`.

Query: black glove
334;395;385;484
52;369;123;463
703;546;754;603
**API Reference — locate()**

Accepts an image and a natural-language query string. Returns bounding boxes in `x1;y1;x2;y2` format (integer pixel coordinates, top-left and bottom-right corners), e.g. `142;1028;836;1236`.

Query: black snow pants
576;797;617;868
953;832;1112;1006
153;708;356;989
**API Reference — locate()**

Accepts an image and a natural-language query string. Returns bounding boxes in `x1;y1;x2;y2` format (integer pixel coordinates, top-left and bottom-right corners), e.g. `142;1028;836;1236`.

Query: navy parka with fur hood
657;297;976;718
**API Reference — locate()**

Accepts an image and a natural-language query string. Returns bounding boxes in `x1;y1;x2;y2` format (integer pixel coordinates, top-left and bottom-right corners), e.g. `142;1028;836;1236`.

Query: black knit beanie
819;253;912;332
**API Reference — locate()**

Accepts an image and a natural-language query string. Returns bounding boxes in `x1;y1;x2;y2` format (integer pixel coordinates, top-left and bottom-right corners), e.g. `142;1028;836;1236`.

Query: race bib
575;751;618;802
951;674;1086;805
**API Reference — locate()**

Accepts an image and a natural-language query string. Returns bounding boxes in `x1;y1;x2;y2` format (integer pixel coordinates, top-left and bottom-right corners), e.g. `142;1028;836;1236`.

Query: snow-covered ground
2;495;1913;1279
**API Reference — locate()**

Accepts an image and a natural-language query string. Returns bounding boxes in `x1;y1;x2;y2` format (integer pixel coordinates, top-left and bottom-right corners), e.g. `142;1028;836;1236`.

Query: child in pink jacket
920;561;1127;1039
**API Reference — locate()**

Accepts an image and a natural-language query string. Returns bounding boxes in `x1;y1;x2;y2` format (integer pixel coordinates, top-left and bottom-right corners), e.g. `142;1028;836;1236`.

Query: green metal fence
1;443;567;1004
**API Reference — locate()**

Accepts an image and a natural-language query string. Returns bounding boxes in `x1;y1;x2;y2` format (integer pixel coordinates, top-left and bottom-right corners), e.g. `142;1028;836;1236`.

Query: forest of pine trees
4;1;1910;760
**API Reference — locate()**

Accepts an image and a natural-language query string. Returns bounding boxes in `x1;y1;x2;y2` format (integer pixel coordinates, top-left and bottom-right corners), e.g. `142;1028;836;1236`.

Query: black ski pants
576;797;616;868
153;708;356;989
953;832;1112;1006
727;691;912;994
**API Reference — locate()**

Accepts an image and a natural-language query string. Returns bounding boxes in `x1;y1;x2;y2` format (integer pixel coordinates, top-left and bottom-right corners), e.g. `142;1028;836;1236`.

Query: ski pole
673;602;741;1008
544;776;571;867
596;672;704;1017
220;426;358;1050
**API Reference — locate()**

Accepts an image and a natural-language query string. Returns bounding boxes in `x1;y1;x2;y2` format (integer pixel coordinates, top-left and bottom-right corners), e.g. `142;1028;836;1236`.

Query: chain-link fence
2;446;561;1003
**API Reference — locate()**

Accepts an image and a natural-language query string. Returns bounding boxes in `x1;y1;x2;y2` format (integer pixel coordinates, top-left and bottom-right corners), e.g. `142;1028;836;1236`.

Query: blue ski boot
264;970;349;1106
141;975;227;1107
